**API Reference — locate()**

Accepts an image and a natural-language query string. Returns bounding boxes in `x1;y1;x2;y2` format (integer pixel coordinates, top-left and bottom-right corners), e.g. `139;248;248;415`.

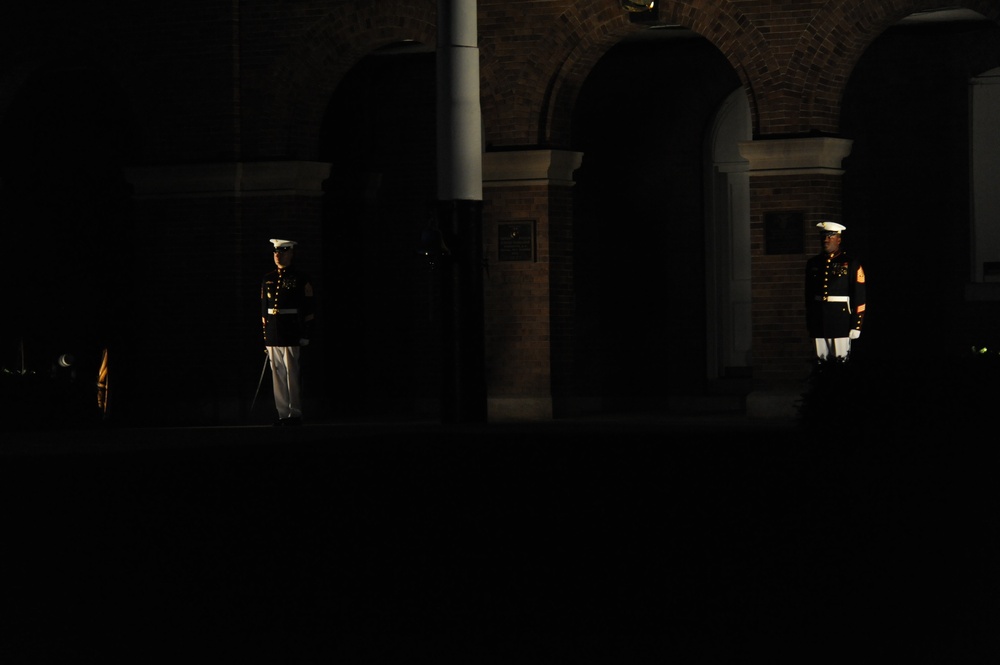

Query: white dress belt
268;308;299;314
814;295;851;313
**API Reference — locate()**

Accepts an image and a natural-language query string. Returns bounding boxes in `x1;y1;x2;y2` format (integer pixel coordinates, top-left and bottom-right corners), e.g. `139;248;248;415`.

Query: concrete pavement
2;413;996;661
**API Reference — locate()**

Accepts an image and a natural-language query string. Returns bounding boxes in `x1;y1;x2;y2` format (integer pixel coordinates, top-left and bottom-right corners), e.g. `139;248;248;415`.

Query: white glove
299;338;310;347
849;329;861;340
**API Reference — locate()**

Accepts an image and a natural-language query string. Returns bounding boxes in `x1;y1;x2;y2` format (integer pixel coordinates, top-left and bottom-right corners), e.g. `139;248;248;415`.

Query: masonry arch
537;1;1000;142
778;1;1000;136
480;0;638;148
540;1;773;148
570;31;743;412
262;0;437;160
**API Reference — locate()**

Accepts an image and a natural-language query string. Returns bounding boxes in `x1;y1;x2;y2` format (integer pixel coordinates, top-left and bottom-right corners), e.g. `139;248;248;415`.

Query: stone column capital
483;149;583;187
737;137;853;176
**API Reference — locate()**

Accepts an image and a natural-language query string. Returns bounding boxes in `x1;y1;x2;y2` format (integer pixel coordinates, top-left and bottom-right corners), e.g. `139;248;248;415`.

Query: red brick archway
261;0;437;160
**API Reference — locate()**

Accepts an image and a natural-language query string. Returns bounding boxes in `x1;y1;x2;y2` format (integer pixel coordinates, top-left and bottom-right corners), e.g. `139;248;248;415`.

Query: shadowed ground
2;412;997;662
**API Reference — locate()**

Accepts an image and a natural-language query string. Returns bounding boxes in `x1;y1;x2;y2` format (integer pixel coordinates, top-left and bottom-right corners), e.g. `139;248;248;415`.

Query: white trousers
814;337;851;361
267;346;303;419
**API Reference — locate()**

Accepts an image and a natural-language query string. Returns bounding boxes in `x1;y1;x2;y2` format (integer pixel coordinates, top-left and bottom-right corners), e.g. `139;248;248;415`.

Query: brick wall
482;185;553;397
3;1;1000;424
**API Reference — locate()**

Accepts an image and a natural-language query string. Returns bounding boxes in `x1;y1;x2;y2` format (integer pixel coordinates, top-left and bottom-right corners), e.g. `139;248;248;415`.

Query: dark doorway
842;17;1000;363
319;45;440;419
572;34;741;413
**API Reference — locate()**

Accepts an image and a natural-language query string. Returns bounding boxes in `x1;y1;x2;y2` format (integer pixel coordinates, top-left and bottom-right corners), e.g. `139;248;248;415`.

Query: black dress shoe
283;417;302;426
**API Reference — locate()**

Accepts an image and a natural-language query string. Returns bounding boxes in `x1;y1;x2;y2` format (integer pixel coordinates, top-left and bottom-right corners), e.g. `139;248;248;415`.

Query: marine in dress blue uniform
261;238;315;425
805;222;866;361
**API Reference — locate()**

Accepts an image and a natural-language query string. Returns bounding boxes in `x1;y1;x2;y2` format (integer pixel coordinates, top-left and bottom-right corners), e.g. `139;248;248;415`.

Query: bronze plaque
498;221;535;262
764;211;804;255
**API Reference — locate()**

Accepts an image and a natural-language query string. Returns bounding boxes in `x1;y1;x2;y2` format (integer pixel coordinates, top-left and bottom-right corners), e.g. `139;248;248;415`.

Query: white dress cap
816;222;846;233
269;238;298;249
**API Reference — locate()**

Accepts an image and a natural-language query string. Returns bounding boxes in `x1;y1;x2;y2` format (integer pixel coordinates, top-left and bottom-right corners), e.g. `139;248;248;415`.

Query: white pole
436;0;486;423
437;0;482;201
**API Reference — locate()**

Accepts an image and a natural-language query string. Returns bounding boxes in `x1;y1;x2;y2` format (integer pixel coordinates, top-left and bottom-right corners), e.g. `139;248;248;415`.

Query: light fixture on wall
621;0;655;11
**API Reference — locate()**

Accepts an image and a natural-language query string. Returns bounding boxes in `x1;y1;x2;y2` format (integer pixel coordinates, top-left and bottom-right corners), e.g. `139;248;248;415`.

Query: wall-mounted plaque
764;211;804;255
498;221;536;262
